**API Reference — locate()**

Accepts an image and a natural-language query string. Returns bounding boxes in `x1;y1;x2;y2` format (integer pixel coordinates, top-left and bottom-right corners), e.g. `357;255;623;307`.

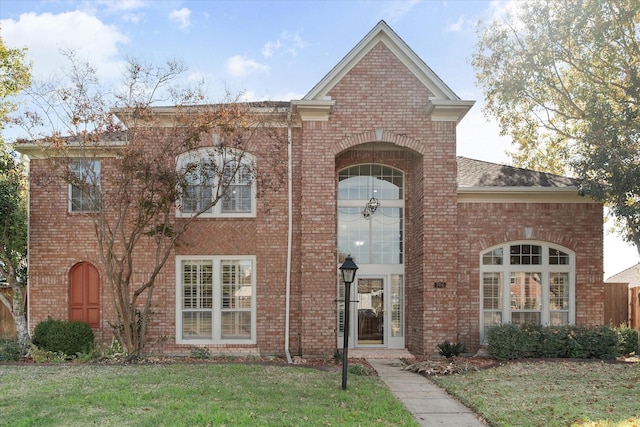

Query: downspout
284;111;293;364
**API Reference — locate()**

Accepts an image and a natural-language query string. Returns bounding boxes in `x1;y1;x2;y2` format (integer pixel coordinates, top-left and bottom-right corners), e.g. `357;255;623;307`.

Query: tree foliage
473;0;640;254
0;35;31;355
17;52;287;356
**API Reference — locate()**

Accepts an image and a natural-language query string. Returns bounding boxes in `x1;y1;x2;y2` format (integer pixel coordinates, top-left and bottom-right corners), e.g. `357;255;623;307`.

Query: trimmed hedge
487;324;620;360
32;318;95;357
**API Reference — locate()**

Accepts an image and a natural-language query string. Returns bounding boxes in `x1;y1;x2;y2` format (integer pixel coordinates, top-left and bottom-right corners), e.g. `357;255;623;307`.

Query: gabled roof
605;263;640;286
298;21;474;123
457;157;579;188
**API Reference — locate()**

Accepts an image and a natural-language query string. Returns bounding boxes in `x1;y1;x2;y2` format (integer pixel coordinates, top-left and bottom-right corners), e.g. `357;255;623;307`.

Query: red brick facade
21;22;604;357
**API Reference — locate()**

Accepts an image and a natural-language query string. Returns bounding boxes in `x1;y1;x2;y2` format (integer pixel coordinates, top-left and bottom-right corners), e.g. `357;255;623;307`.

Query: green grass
0;363;418;426
431;360;640;427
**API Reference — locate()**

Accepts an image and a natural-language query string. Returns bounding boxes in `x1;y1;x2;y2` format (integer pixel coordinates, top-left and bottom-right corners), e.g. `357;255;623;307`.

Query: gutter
284;112;293;364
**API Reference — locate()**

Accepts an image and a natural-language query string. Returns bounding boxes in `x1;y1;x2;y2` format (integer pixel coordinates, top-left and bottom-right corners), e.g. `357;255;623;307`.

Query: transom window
68;159;100;212
177;148;255;218
480;242;575;342
176;256;255;344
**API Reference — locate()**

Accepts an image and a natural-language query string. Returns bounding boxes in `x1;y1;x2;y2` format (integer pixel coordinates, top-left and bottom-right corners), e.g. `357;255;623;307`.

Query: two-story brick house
18;21;604;357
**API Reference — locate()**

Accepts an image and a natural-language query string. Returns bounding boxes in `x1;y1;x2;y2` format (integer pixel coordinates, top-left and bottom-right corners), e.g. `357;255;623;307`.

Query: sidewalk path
367;358;488;427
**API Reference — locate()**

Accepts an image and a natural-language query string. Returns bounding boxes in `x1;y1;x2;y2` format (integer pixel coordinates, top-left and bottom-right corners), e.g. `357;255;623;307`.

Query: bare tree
18;52;287;355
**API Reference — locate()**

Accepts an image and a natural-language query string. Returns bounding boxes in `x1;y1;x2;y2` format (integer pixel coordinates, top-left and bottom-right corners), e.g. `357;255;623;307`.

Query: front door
356;277;384;346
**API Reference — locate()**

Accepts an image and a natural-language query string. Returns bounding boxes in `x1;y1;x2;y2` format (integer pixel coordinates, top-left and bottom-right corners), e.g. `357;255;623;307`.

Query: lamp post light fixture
339;254;359;390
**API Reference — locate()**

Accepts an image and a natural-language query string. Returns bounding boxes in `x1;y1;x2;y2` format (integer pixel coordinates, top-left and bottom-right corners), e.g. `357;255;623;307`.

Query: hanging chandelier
362;131;382;220
362;196;380;219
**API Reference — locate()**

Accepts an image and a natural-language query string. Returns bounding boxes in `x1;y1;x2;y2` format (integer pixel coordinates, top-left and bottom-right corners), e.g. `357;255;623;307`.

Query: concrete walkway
367;359;487;427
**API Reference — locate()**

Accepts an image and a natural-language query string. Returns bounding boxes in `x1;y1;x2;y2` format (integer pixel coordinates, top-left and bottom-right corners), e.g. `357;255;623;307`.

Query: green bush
487;324;620;361
32;318;95;357
437;340;467;358
486;323;531;360
614;324;638;356
0;338;20;361
348;363;371;376
30;345;67;363
190;346;211;359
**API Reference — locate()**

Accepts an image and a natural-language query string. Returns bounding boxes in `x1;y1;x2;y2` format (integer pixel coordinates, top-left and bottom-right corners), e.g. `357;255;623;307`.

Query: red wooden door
69;262;100;328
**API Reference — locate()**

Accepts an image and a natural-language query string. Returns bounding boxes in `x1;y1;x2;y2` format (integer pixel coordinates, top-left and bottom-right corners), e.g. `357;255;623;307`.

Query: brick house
17;21;604;357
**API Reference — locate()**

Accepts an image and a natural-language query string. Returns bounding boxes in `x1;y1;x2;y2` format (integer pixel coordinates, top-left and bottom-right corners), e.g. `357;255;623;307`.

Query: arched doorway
69;262;100;328
337;163;405;349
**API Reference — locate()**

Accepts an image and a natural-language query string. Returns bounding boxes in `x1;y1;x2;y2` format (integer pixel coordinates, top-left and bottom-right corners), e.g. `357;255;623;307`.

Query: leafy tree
473;0;640;254
0;36;31;355
17;52;286;355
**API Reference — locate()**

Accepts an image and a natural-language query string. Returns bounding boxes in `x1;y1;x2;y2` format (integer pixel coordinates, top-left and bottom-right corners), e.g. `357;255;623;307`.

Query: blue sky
1;0;638;275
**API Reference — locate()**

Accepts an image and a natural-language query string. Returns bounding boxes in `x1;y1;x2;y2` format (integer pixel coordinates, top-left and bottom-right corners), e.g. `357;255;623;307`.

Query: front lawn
0;362;417;426
430;359;640;427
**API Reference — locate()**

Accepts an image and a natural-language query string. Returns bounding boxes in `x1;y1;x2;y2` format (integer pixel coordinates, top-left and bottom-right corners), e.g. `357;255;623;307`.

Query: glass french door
356;277;384;346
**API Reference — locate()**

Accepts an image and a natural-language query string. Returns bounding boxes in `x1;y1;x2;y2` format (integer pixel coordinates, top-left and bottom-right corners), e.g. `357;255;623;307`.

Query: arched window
337;164;404;264
176;148;256;218
480;242;575;342
69;262;100;328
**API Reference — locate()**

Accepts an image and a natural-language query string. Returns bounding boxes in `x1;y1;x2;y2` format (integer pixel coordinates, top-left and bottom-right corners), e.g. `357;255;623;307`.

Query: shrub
32;318;95;357
566;325;619;360
0;338;20;361
614;324;638;356
190;346;211;359
487;324;620;361
30;345;67;363
486;323;531;360
348;363;371;376
437;340;467;358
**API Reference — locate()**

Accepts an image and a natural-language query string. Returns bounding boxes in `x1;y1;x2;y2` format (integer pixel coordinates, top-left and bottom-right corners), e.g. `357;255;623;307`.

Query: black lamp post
339;254;358;390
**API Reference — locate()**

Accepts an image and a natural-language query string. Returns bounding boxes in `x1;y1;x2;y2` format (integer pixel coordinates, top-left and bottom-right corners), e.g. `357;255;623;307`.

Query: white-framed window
176;148;256;218
337;164;404;264
68;159;100;212
479;241;575;342
176;256;256;344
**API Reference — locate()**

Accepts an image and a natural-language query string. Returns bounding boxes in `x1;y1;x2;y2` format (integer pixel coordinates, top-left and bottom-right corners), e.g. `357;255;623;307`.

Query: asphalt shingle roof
457;156;579;188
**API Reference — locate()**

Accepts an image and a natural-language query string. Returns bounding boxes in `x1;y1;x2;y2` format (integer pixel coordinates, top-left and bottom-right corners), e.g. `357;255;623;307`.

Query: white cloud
122;12;143;23
169;8;191;31
281;31;307;57
445;16;465;32
262;31;307;58
225;55;270;78
96;0;147;12
382;0;420;23
0;11;128;82
262;40;281;58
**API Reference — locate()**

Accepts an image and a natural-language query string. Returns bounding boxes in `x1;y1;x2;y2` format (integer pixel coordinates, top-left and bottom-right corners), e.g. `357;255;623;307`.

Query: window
69;159;100;212
176;256;255;344
177;148;255;218
479;242;575;342
337;165;404;264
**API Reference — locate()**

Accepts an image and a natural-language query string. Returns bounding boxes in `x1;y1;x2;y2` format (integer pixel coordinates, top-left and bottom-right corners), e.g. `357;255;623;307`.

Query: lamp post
339;254;358;390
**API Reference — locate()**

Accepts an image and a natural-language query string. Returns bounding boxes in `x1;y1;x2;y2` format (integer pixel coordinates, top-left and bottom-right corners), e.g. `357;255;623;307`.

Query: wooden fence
605;282;640;329
0;288;16;338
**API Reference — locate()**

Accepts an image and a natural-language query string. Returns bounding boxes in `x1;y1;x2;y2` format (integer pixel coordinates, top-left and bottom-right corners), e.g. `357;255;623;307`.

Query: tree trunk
12;285;30;356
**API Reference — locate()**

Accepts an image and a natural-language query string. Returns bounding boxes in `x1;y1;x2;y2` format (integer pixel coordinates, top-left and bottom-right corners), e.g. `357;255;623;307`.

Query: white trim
175;255;257;345
458;187;593;203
